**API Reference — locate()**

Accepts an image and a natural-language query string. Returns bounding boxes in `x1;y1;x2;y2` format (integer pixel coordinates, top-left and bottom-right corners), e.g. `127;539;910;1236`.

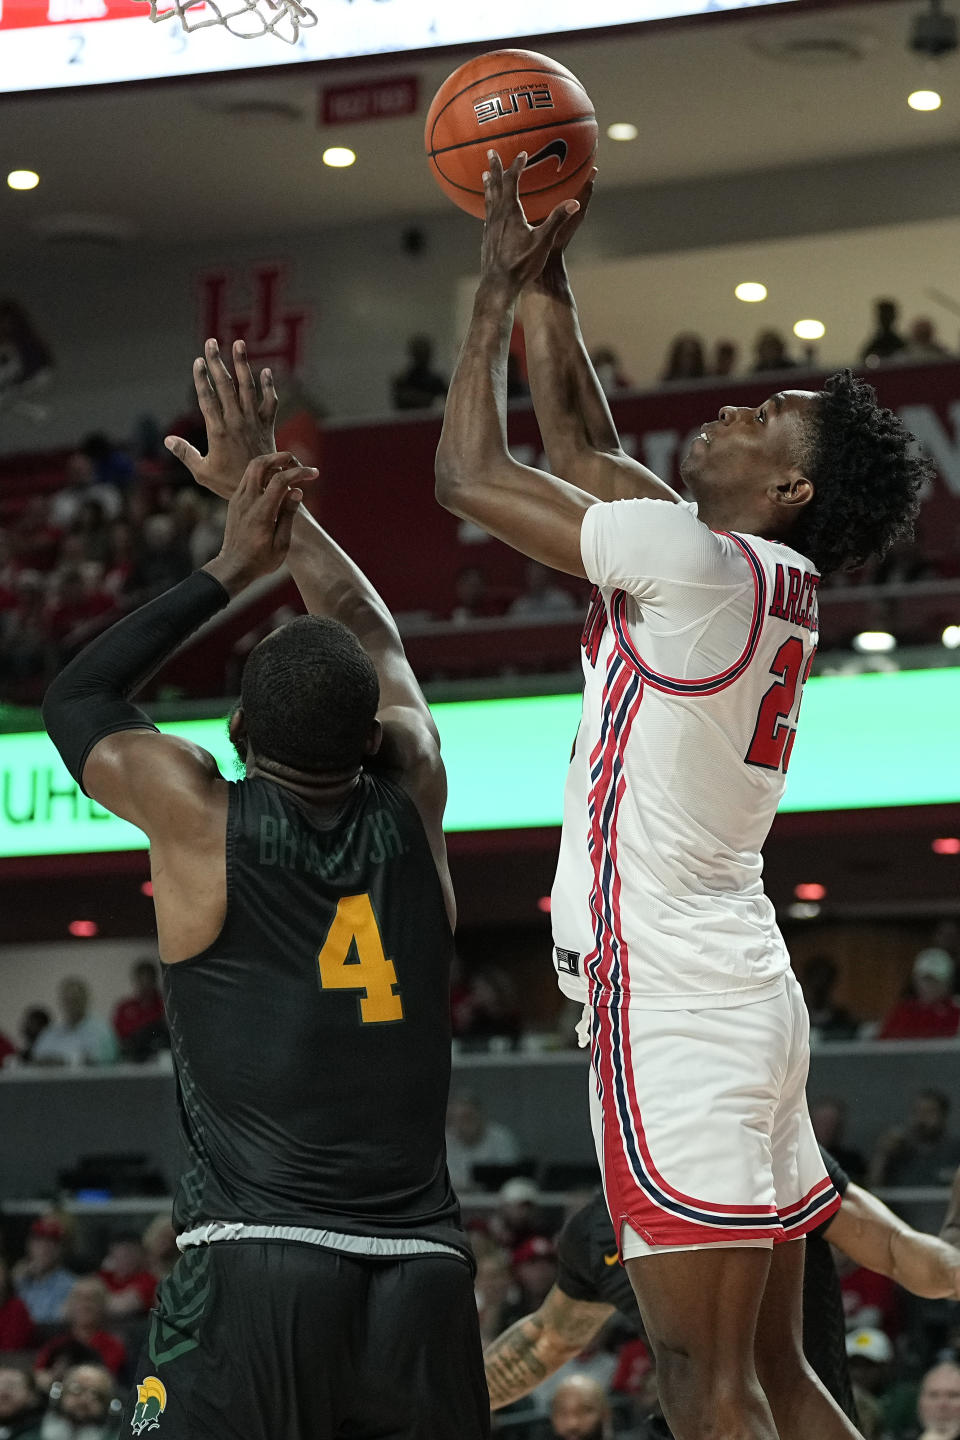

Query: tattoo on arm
484;1312;550;1410
483;1288;613;1409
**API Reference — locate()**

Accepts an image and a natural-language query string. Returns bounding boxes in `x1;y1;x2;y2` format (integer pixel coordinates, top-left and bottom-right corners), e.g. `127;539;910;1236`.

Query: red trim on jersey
584;657;639;995
611;534;767;696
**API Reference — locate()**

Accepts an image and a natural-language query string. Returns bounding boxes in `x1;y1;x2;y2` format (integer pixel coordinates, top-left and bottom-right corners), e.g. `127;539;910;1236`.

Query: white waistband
177;1220;465;1262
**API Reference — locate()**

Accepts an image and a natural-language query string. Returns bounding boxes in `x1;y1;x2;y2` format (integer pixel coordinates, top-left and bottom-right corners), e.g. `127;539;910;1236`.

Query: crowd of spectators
3;936;958;1076
655;299;956;391
0;1210;178;1440
800;940;960;1048
0;963;168;1072
390;301;958;420
0;427;227;706
2;303;957;709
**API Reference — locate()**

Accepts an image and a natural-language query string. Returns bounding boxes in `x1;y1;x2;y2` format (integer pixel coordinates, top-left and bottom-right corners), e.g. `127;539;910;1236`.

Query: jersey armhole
609;534;766;696
160;781;236;968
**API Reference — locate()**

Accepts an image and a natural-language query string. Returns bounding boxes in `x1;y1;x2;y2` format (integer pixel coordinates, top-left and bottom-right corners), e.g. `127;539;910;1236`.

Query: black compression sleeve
42;569;230;793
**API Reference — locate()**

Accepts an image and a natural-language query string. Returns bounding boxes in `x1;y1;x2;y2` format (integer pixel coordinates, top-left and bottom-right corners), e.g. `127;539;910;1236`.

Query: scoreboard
0;0;796;95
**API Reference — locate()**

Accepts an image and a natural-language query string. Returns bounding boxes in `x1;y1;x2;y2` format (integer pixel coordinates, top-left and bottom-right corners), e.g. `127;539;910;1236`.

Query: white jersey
551;499;820;1010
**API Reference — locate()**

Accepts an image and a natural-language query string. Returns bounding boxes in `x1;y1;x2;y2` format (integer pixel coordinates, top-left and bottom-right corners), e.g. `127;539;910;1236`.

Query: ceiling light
942;624;960;649
68;919;98;938
788;902;821;920
932;837;960;855
7;170;39;191
735;282;767;303
323;147;356;168
606;122;638;141
853;630;896;653
794;882;827;901
908;89;942;110
794;319;826;340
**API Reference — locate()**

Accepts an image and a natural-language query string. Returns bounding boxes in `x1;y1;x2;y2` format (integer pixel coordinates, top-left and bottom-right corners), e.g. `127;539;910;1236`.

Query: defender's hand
166;337;279;499
204;452;316;596
480;151;579;300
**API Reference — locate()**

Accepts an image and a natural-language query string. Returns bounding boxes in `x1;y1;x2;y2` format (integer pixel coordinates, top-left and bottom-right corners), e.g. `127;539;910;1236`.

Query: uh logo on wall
197;261;310;377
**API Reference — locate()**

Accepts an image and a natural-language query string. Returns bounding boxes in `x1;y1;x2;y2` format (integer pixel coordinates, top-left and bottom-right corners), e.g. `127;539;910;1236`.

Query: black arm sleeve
42;569;230;793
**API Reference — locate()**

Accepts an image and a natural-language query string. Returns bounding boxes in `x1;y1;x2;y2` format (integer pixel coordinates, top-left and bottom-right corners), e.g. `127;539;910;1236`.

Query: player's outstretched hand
204;452;317;597
165;337;279;500
480;151;579;299
545;168;597;258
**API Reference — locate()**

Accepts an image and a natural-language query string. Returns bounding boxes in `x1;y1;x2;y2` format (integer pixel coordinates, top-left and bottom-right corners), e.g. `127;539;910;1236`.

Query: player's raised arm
520;176;680;505
826;1182;960;1300
166;340;454;920
42;455;314;839
435;151;600;577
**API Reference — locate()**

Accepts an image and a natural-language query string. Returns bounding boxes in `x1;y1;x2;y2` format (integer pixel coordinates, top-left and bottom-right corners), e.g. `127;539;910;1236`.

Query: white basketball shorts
587;968;840;1256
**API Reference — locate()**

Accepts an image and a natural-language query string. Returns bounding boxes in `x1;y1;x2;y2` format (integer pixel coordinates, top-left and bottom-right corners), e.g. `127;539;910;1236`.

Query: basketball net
139;0;317;43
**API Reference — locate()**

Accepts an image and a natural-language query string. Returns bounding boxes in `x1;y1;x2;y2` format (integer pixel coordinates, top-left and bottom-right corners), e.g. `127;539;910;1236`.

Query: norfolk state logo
131;1376;167;1434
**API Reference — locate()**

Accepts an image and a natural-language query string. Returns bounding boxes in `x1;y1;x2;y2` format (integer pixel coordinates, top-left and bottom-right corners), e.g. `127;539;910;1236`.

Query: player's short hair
792;370;928;576
240;615;380;773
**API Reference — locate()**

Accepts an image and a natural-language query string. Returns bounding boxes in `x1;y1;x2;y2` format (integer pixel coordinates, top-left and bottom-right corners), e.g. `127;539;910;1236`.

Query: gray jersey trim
177;1220;464;1261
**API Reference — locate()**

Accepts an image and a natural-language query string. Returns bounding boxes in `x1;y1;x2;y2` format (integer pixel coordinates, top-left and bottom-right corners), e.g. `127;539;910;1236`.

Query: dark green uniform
123;774;488;1440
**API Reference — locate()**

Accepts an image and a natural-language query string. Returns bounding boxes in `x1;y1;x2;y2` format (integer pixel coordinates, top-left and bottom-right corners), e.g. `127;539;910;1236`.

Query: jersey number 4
317;894;404;1025
745;637;815;773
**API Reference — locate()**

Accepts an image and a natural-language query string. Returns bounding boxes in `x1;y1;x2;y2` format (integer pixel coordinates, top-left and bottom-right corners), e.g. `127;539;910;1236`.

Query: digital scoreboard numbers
0;0;796;96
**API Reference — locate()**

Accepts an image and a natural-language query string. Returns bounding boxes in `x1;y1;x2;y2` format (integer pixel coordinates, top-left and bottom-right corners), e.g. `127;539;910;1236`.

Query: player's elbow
434;445;472;514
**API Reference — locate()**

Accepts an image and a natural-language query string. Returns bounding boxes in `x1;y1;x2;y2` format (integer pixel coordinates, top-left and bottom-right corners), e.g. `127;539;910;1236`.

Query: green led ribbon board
1;668;957;859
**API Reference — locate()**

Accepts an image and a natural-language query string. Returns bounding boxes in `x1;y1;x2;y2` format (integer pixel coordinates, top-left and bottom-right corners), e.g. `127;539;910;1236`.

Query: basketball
425;50;598;222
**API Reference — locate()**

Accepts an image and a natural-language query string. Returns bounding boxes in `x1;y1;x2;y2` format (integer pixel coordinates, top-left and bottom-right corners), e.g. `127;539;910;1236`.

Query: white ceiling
1;0;959;252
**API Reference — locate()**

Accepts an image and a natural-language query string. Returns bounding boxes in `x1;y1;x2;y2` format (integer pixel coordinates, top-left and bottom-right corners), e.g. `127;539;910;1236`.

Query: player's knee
658;1349;766;1439
755;1342;819;1409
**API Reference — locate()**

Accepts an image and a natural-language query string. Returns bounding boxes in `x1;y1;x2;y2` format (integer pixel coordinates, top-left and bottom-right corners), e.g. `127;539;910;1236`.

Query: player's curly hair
791;369;929;576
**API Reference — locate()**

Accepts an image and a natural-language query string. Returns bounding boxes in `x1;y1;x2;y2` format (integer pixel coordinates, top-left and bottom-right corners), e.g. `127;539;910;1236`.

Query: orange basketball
425;50;598;222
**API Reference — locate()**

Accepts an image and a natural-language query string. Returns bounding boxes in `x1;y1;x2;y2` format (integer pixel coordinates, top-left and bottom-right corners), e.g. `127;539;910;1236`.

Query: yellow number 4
317;893;404;1025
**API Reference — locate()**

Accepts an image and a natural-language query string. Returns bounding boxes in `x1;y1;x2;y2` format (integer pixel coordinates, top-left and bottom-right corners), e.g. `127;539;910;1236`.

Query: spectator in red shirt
511;1235;558;1315
878;948;960;1040
111;959;167;1062
34;1278;126;1387
0;1031;15;1069
0;1259;36;1352
837;1251;901;1336
97;1234;156;1318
